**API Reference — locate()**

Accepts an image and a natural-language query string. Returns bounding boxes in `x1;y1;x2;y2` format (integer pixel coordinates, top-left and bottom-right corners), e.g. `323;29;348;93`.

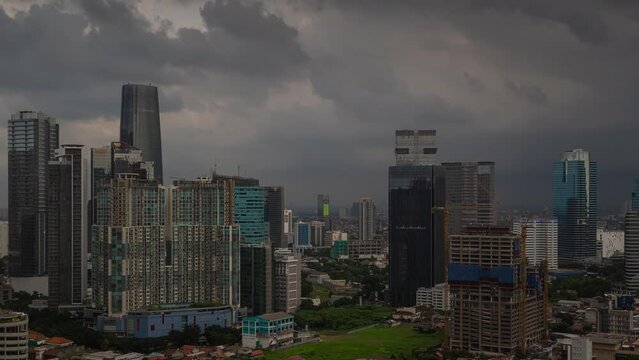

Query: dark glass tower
8;111;59;276
264;186;285;248
48;145;87;308
119;84;164;183
389;165;446;307
552;149;598;266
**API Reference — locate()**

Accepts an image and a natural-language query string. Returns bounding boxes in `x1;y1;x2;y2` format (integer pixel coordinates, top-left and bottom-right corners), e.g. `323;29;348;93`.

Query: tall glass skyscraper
552;149;598;266
632;179;639;211
389;130;446;307
119;84;164;183
8;111;59;276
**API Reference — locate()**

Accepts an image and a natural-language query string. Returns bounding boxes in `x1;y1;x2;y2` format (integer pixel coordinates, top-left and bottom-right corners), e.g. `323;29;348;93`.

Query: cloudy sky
1;0;638;213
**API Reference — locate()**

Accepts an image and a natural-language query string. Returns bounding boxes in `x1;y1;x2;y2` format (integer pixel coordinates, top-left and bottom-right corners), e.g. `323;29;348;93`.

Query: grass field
264;324;443;360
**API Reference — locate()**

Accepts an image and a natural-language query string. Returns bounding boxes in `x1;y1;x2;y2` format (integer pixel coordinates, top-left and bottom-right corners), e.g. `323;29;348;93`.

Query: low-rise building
241;312;295;349
95;306;234;338
416;283;450;311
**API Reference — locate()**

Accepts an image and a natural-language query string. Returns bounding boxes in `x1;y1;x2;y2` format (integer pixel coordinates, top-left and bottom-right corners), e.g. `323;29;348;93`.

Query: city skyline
0;1;638;213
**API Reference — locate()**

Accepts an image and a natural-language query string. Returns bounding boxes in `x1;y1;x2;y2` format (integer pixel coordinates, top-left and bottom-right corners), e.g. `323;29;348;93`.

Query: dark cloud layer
1;0;639;214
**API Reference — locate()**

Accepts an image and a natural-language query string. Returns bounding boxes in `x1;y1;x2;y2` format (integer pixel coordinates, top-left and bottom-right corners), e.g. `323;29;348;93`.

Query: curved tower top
119;84;164;183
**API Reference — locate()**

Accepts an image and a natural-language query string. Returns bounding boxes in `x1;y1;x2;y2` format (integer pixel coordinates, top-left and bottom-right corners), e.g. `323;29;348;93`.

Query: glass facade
120;84;164;183
295;222;310;247
632;179;639;211
389;165;446;307
8;111;59;276
234;186;268;245
552;149;598;266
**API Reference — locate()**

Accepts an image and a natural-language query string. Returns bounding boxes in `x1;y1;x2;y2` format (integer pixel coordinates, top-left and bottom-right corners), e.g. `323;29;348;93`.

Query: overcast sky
1;0;638;213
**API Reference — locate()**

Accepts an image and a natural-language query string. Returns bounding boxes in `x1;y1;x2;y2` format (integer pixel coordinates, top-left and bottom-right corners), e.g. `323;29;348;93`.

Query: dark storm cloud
1;0;639;213
0;0;306;119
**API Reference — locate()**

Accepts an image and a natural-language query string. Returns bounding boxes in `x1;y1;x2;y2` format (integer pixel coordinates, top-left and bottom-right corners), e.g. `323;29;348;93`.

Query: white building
598;229;624;258
358;198;376;241
283;209;293;234
0;222;7;258
513;218;559;270
325;230;348;248
557;335;592;360
273;249;302;314
416;283;450;311
0;310;28;360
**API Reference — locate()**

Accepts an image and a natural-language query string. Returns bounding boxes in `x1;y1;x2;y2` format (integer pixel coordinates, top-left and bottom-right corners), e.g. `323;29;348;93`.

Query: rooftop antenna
237;164;240;177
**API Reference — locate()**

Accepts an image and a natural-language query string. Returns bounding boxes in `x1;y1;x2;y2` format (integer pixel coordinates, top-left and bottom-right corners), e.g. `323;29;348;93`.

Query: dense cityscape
1;1;638;360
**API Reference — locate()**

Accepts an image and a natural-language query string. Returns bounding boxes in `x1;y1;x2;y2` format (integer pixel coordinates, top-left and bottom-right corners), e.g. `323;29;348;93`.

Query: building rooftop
46;336;74;346
28;330;47;341
259;312;293;321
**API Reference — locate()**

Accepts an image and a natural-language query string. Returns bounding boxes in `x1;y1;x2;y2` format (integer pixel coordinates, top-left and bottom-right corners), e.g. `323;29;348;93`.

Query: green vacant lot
264;325;443;360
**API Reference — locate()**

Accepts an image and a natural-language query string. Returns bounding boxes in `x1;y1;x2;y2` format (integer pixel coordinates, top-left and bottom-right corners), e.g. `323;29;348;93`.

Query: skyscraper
295;222;310;248
240;243;273;316
273;249;302;313
264;187;285;248
358;197;376;241
47;145;87;308
283;209;293;234
442;161;496;234
632;179;639;211
310;221;325;247
513;217;559;271
119;84;164;183
394;129;437;166
389;130;446;307
235;185;269;245
316;194;330;217
552;149;598;266
8;111;59;276
449;226;546;355
624;211;639;291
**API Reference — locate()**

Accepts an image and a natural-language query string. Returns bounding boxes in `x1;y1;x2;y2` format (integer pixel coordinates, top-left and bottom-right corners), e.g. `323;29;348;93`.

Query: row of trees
294;305;392;331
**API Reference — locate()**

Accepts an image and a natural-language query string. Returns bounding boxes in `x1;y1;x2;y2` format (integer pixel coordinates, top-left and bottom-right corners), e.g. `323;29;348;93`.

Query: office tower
389;130;446;307
449;226;546;355
394;129;437;166
47;145;88;308
633;179;639;211
273;249;302;313
283;209;293;234
310;221;325;247
359;197;376;241
8;111;59;276
316;194;330;217
235;185;268;245
552;149;598;266
119;84;163;183
92;176;241;317
513;218;559;271
0;310;28;360
295;222;310;248
240;243;272;315
442;162;496;234
0;222;8;258
625;211;639;291
264;187;285;248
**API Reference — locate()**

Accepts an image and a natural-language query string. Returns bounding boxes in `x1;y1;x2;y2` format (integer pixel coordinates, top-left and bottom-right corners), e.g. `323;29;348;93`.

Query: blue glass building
235;186;269;245
632;179;639;211
295;222;310;247
552;149;598;266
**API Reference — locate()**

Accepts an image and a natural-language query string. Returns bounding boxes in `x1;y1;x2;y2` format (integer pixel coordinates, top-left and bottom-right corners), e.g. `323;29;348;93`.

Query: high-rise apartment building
449;226;546;355
92;176;241;317
552;149;598;266
359;197;376;240
389;130;446;307
442;162;496;234
8;111;59;276
625;211;639;291
273;249;301;313
119;84;163;183
264;187;285;248
513;218;559;271
394;129;437;166
240;243;272;315
47;145;88;308
0;310;28;360
283;209;293;234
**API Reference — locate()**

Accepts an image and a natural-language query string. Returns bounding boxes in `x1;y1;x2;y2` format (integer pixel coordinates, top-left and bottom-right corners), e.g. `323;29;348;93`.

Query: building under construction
448;226;547;356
